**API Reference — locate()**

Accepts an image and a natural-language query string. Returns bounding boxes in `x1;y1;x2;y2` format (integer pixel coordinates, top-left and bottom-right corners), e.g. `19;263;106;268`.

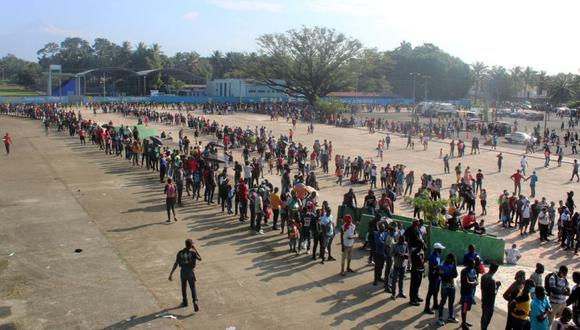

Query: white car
505;131;536;144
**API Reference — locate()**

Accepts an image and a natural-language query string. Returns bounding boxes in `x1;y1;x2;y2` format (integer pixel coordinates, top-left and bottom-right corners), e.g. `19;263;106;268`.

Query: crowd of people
2;101;579;330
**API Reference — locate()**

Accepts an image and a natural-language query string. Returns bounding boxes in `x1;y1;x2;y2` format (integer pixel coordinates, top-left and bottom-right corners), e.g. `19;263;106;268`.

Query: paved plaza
1;109;578;329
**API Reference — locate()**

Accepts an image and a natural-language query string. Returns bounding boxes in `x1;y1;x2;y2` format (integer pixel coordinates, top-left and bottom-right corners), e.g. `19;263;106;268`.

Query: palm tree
471;61;488;103
522;66;536;99
510;66;523;97
548;74;576;105
536;70;548;97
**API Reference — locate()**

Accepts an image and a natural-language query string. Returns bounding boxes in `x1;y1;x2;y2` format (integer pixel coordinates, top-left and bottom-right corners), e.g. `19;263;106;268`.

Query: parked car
521;112;544;121
505;131;536;144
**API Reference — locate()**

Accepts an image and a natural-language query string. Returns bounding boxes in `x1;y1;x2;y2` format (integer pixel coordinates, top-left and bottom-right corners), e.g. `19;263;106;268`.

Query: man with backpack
547;265;571;325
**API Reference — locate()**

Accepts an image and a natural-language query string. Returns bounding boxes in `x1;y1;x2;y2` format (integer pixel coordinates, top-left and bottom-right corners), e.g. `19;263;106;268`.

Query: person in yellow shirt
506;279;533;330
270;187;281;230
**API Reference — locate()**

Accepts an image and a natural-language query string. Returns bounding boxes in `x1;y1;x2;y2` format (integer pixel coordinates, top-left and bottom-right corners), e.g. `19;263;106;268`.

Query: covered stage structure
74;67;206;96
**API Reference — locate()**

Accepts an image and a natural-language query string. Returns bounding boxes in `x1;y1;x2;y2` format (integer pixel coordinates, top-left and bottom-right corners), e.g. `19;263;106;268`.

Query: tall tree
471;61;488;103
509;66;523;97
548;74;576;105
536;70;548;96
486;66;514;102
522;66;536;99
388;43;472;100
57;37;94;72
348;48;393;94
36;42;60;69
255;26;362;104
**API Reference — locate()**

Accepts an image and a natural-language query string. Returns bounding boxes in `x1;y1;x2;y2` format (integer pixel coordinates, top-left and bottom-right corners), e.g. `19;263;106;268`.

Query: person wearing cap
169;238;202;312
299;202;316;253
424;242;445;314
340;214;356;276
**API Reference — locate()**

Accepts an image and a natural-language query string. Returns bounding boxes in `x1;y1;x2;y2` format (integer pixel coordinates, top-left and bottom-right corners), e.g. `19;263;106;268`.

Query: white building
207;79;287;98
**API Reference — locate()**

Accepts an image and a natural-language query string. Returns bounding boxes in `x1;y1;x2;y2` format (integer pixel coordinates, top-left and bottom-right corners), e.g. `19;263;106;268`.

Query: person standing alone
3;132;11;155
169;238;202;312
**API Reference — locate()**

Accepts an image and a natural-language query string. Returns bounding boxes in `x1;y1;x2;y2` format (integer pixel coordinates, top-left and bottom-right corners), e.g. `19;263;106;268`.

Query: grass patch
0;83;43;96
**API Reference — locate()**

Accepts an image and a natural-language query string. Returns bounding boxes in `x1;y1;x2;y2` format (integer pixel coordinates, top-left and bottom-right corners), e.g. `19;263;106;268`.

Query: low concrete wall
337;206;505;264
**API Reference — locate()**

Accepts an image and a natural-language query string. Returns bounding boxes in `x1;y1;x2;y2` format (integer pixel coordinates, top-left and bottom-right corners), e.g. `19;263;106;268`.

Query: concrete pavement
2;110;567;329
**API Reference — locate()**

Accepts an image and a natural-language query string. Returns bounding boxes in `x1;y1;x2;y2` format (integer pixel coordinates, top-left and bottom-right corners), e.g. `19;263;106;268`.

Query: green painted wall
337;206;505;264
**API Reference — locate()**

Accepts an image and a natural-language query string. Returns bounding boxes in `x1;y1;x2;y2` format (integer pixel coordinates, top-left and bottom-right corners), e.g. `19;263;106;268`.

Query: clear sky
0;0;578;74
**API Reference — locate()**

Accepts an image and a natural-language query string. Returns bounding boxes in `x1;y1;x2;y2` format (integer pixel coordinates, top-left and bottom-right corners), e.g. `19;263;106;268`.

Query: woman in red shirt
3;132;11;155
165;178;178;222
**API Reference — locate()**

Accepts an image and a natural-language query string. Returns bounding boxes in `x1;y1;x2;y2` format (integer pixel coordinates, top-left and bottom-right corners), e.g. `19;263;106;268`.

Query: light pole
410;73;421;104
423;75;431;101
101;72;106;97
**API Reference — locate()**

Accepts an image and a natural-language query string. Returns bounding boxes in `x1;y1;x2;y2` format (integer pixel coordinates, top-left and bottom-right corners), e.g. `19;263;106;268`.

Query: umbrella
150;136;163;145
204;154;225;164
208;141;225;148
292;183;317;200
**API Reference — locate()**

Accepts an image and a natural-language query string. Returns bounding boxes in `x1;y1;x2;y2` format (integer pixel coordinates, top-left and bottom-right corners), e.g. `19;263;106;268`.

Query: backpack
544;272;557;295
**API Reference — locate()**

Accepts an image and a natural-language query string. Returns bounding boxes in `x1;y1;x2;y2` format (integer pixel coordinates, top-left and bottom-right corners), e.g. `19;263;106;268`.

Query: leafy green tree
388;43;472;100
16;63;41;88
486;65;514;103
57;37;94;72
314;97;348;115
36;42;60;69
255;26;363;104
348;48;393;94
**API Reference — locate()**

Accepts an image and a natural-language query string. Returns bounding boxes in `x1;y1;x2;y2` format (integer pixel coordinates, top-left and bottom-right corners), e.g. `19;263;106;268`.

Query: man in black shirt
169;239;202;312
480;263;500;330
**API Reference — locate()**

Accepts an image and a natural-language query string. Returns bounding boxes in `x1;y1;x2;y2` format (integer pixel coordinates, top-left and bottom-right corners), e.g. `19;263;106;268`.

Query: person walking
168;238;202;312
443;154;450;174
521;155;528;175
164;178;178;222
438;253;459;326
424;243;444;315
497;153;503;172
3;132;11;155
480;263;501;330
570;160;580;182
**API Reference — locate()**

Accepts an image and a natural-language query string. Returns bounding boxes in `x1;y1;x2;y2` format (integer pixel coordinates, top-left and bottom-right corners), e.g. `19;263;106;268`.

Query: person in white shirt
521;200;531;236
521;155;529;175
505;243;522;264
341;214;356;276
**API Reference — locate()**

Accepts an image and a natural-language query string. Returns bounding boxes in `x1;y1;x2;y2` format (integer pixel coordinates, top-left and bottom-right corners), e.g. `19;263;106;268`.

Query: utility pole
102;72;106;97
423;75;431;101
410;73;420;104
